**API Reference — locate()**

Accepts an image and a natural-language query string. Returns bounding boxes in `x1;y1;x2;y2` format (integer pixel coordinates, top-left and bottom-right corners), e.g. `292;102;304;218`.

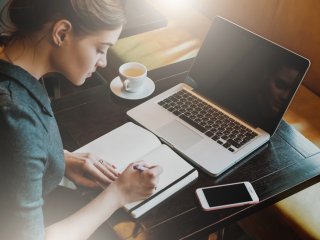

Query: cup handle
120;75;130;91
123;79;130;91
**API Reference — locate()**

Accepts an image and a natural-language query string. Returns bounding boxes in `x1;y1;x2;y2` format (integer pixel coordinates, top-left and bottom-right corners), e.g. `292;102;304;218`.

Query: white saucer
110;76;155;100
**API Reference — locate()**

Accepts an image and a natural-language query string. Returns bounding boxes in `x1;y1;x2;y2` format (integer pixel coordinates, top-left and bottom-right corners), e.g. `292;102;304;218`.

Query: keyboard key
221;135;229;141
205;131;214;137
227;139;241;148
158;101;165;106
167;107;174;112
223;142;231;148
162;104;170;109
172;110;182;116
217;140;224;145
212;135;219;141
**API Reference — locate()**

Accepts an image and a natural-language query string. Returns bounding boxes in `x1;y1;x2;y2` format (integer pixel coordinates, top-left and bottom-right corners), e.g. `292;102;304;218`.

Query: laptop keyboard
157;90;258;152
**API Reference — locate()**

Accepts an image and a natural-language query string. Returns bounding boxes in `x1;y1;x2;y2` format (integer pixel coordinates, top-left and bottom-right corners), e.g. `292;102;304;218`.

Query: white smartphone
196;181;259;211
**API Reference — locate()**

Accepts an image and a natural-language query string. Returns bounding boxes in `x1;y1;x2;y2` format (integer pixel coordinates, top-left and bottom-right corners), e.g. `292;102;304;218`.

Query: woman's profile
0;1;162;239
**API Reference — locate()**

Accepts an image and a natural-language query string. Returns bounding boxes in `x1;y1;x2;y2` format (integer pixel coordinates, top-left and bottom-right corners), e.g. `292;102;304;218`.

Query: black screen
203;183;252;207
187;17;310;134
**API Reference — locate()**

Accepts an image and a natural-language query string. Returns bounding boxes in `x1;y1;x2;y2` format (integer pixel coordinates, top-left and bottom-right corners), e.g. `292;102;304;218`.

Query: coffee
119;62;148;93
123;68;145;77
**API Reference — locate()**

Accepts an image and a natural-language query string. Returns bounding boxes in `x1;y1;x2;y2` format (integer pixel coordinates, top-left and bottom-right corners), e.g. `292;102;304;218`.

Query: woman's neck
0;36;51;80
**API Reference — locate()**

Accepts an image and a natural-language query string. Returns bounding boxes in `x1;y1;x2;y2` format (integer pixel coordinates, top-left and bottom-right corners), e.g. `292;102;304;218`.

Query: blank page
75;122;161;171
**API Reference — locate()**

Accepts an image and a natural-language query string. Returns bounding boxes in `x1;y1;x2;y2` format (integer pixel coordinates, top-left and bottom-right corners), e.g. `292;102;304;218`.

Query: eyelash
97;49;106;54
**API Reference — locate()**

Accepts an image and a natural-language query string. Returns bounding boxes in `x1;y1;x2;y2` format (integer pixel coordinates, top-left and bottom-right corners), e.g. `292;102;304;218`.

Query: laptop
127;16;310;177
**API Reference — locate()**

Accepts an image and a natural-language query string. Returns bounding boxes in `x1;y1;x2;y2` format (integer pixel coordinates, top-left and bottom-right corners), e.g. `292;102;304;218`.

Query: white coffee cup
119;62;147;93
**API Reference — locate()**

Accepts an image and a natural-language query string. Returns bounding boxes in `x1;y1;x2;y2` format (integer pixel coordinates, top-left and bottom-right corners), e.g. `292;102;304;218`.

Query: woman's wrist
104;182;127;208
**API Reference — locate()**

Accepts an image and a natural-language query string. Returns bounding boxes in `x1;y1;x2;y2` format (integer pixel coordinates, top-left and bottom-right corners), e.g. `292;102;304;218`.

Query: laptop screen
187;17;310;135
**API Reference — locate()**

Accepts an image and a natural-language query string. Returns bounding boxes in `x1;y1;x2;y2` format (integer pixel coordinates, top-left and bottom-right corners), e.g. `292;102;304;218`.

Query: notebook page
75;122;161;171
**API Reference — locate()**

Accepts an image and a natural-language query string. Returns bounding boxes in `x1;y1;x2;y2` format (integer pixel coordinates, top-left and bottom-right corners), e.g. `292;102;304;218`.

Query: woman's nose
97;56;107;68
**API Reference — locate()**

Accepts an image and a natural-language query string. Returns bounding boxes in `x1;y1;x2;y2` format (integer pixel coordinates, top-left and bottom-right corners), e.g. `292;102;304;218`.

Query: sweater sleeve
0;96;47;240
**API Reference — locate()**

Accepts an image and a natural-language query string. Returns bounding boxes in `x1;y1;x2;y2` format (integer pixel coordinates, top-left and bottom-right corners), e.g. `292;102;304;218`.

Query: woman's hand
64;150;119;189
110;161;163;206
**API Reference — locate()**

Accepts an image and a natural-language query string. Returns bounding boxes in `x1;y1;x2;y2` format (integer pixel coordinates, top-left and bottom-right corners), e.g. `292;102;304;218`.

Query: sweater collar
0;59;53;116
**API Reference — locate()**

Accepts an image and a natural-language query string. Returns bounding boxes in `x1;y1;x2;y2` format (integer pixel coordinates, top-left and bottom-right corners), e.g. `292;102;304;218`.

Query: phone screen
203;183;253;207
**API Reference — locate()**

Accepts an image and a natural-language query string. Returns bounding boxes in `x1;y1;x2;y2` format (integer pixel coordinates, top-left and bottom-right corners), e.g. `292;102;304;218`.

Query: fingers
113;161;164;204
85;161;115;188
146;166;163;190
133;162;163;191
65;151;122;190
82;153;119;186
131;161;163;176
95;160;119;180
146;165;163;176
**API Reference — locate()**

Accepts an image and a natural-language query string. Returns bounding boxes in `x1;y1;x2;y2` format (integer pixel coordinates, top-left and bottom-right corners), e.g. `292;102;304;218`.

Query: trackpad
156;120;203;150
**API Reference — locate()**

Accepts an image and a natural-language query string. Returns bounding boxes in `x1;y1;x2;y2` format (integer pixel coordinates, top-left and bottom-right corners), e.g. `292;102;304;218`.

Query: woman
0;1;162;239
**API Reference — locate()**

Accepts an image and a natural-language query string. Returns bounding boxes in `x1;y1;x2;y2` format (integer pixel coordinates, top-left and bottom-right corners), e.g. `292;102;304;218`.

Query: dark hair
0;0;126;45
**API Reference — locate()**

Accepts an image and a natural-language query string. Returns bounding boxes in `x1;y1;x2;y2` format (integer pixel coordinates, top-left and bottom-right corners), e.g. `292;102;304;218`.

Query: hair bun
9;0;40;32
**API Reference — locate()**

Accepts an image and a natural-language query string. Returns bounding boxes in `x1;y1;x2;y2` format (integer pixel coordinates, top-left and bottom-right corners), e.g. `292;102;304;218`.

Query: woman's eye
97;49;105;54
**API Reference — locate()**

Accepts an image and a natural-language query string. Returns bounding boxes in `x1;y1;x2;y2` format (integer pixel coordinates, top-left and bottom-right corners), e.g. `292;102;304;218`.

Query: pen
133;164;149;172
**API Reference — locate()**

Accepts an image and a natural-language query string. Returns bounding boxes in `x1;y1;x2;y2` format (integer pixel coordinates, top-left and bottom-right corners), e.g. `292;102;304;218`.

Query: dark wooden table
52;59;320;240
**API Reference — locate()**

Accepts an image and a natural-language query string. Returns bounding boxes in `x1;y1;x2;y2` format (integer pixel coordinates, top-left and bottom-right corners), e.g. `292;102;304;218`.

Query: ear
51;20;72;47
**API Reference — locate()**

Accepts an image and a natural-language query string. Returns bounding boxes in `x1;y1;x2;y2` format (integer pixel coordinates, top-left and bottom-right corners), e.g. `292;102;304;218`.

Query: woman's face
52;26;122;86
265;66;299;116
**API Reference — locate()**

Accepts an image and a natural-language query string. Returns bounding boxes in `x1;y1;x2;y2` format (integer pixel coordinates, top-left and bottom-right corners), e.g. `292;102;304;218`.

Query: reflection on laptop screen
188;17;310;134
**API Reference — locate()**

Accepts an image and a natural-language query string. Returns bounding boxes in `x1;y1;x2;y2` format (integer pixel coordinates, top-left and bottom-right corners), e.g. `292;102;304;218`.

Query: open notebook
75;122;198;218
